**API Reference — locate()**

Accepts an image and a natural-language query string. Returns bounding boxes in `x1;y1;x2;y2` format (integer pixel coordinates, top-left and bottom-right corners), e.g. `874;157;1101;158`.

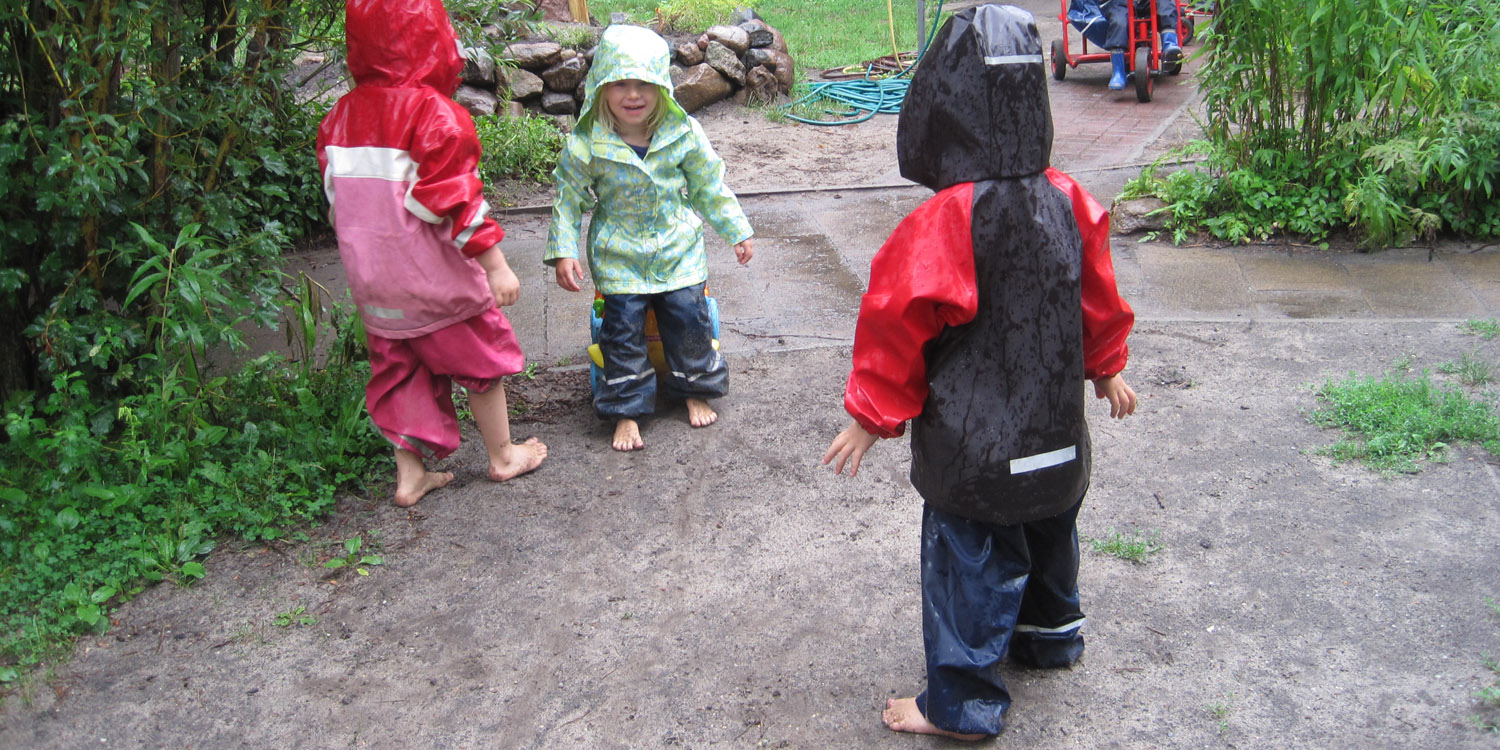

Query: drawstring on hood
345;0;465;94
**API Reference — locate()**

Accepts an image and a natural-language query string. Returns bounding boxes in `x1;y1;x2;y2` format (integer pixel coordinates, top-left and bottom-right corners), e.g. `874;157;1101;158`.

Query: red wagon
1051;0;1191;103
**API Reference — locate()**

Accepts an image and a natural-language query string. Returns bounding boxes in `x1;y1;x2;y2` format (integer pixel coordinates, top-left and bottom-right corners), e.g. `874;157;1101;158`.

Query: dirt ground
5;2;1500;748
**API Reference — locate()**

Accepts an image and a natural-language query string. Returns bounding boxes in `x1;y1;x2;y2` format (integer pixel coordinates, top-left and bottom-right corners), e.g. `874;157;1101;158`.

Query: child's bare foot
881;698;986;741
488;436;548;481
394;470;454;508
612;419;644;452
685;398;717;427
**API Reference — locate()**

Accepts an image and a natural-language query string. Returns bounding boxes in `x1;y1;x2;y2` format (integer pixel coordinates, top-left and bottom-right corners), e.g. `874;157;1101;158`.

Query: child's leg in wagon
653;282;727;428
598;293;658;451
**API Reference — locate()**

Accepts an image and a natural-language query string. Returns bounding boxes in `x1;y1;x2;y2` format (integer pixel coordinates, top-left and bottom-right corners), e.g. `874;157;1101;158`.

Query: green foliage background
1126;0;1500;248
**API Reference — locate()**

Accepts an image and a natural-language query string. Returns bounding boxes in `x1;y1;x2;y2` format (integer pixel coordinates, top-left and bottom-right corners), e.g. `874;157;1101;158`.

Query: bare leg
393;448;454;507
467;385;547;481
881;698;986;741
613;418;644;452
685;397;718;428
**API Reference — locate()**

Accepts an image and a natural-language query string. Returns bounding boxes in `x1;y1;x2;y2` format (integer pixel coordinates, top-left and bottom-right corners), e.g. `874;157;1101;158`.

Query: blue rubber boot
1161;31;1181;63
1108;51;1126;90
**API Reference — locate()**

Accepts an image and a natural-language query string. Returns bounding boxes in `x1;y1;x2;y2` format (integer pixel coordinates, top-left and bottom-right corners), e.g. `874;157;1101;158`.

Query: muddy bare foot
394;470;454;508
685;398;718;428
488;437;548;481
613;419;645;452
881;698;987;741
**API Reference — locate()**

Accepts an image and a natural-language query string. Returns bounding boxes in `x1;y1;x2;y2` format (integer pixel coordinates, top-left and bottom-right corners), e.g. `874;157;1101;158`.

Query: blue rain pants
915;500;1086;737
595;282;727;420
1103;0;1179;51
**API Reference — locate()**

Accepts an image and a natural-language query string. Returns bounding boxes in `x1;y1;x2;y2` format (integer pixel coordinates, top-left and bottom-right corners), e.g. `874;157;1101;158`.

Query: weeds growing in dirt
1307;365;1500;474
1089;528;1164;563
1439;352;1496;387
1207;692;1234;734
1462;319;1500;341
322;536;384;577
272;605;318;628
1475;597;1500;733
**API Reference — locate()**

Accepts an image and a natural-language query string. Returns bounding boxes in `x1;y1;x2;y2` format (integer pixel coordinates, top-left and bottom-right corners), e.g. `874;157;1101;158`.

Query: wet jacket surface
843;5;1134;525
545;25;753;295
316;0;501;339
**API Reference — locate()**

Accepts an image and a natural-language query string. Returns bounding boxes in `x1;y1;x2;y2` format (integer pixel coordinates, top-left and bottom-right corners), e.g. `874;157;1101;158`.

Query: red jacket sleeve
407;100;504;257
844;184;979;438
1046;168;1134;379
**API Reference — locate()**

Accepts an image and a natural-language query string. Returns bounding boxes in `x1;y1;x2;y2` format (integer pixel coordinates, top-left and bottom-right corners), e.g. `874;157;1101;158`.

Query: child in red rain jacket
823;4;1138;740
316;0;545;506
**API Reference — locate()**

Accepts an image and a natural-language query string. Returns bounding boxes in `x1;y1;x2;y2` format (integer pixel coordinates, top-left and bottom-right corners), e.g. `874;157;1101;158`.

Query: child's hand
1092;373;1138;419
476;245;521;306
823;420;878;477
734;238;754;265
554;258;586;292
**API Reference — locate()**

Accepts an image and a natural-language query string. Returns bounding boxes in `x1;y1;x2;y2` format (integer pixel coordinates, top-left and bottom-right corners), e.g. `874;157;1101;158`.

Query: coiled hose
778;1;945;125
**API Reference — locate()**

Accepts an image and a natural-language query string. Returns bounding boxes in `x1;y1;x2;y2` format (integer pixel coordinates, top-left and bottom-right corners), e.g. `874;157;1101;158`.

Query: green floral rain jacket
545;24;753;295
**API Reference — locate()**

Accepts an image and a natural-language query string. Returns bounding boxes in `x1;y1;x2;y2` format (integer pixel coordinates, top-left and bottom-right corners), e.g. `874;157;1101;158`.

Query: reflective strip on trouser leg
596;293;657;419
652;283;728;400
915;504;1025;737
1011;499;1087;668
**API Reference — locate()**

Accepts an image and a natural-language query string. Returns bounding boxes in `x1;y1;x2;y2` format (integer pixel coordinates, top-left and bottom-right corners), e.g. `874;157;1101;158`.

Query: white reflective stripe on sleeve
1009;444;1077;474
1015;617;1086;635
404;184;443;224
453;192;492;250
984;54;1045;66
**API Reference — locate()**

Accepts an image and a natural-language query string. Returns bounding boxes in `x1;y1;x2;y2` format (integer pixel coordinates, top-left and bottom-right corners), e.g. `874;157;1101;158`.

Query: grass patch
1089;528;1164;563
1438;351;1496;388
1462;319;1500;341
1307;368;1500;474
591;0;941;72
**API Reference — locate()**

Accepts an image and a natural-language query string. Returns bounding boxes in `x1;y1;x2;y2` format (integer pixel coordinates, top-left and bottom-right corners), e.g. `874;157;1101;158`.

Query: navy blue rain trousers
915;500;1087;737
595;282;727;420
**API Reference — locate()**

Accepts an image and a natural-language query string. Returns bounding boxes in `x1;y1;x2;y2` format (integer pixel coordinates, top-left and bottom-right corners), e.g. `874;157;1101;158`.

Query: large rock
735;65;780;106
453;85;498;117
746;48;796;92
671;64;731;113
506;68;545;100
461;47;497;88
541;56;588;92
674;41;704;66
1111;196;1171;234
704;41;746;86
705;25;750;55
739;19;776;49
540;90;579;115
503;42;562;70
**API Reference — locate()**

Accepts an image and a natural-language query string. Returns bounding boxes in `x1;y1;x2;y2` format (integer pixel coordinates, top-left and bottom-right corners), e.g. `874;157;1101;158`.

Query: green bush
475;113;566;186
1130;0;1500;248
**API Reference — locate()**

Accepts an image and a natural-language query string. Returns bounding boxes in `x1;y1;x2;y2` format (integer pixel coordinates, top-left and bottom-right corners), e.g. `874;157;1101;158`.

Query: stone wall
453;11;794;125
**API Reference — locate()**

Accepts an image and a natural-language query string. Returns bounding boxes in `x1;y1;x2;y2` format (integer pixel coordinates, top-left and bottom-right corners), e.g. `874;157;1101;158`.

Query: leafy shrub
475;113;565;186
1131;0;1500;248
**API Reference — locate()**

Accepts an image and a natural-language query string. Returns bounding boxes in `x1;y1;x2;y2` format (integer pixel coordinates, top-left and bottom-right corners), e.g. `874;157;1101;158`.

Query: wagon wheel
1182;15;1196;45
1050;39;1066;81
1134;45;1153;102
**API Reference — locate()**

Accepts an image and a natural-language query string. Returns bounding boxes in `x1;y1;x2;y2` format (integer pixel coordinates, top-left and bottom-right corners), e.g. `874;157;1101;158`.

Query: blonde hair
594;81;670;136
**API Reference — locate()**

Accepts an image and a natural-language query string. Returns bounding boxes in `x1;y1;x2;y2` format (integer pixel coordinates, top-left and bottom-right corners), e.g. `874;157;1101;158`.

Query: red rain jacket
316;0;503;338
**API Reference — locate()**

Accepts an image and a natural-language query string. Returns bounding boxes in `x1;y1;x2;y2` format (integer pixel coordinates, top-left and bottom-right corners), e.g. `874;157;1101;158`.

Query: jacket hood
897;4;1053;190
578;25;683;132
345;0;465;94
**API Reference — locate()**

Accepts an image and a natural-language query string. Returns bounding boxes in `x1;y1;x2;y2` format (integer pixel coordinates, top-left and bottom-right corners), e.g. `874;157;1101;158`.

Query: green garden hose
779;2;945;126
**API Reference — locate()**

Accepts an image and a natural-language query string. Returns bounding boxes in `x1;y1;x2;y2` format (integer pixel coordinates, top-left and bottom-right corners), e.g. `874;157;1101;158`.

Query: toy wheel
1182;15;1196;45
1134;46;1153;102
1050;39;1066;81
